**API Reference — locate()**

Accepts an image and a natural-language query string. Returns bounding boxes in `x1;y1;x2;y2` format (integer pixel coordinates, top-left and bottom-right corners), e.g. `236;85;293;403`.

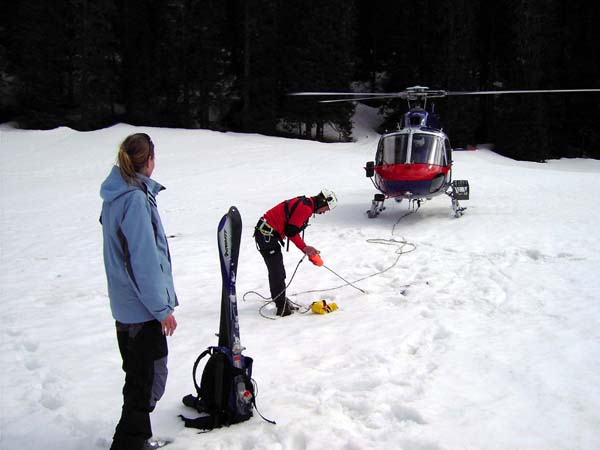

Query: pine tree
69;0;120;129
552;0;600;159
185;0;233;129
158;0;233;128
279;0;356;141
117;0;163;125
12;0;71;128
233;0;282;134
433;0;481;149
475;0;514;145
0;7;18;122
493;0;561;161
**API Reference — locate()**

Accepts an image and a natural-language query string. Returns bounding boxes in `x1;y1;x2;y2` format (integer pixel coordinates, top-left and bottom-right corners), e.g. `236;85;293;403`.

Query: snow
2;105;600;450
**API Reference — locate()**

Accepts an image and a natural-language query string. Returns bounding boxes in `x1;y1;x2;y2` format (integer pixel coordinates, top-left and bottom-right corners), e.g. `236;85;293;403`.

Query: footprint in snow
40;374;65;410
391;404;427;425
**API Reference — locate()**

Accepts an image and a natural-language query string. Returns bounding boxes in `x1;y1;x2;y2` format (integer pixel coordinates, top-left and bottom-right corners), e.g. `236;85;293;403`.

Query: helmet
320;188;338;210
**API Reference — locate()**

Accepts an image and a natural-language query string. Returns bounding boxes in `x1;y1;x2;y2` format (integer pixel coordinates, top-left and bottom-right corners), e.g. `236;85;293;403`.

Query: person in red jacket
254;189;338;316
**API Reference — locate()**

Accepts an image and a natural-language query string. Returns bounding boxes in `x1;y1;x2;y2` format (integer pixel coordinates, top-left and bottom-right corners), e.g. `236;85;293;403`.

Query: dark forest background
1;0;599;161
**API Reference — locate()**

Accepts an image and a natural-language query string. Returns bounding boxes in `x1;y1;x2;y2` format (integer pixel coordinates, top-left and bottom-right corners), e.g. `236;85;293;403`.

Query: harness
255;217;276;239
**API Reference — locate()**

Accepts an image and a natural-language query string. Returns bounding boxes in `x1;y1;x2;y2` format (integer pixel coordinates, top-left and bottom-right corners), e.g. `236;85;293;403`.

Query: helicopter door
444;138;452;166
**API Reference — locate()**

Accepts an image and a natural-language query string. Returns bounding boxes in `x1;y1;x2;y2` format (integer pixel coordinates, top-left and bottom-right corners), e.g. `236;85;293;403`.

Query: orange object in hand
309;253;323;266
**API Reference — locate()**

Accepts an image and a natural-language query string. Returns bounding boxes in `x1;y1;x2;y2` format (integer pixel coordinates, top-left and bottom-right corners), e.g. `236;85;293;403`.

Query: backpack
180;346;257;430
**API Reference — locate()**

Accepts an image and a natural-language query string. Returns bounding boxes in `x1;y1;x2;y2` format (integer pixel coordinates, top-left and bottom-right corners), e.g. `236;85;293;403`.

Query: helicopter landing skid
451;198;466;217
447;180;469;218
367;194;386;218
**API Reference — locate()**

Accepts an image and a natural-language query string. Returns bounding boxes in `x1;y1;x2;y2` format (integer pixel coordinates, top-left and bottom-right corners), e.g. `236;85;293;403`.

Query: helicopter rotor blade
289;92;402;97
447;88;600;96
288;88;600;104
289;92;408;103
318;94;410;103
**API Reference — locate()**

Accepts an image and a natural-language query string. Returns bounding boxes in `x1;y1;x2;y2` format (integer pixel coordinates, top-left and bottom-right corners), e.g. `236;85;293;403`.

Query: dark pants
110;320;168;450
254;225;286;308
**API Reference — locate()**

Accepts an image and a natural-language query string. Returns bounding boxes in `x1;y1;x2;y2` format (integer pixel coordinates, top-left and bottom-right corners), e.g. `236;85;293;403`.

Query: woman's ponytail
117;133;155;185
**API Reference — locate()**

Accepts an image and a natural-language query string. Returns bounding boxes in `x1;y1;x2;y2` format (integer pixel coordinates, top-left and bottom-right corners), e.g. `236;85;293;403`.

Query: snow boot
144;438;172;449
276;301;294;317
286;298;299;311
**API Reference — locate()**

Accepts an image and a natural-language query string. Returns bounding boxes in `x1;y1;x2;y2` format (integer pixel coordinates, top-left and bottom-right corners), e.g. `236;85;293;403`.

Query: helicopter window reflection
430;140;443;165
379;134;409;164
444;139;451;165
410;134;430;163
410;134;445;166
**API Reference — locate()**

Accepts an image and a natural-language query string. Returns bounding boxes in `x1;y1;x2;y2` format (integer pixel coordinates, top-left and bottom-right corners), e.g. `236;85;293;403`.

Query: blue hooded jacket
100;165;178;323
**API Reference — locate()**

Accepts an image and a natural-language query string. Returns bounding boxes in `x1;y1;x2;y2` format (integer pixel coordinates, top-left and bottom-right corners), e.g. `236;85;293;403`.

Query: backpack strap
179;413;216;431
283;196;312;251
251;393;277;425
284;196;311;224
192;347;213;395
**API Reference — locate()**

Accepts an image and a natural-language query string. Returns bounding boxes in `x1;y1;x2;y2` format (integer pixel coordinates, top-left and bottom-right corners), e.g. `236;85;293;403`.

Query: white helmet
321;188;338;210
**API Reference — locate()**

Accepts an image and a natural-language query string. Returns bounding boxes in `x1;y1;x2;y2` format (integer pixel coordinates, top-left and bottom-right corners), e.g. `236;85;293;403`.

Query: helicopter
290;86;600;218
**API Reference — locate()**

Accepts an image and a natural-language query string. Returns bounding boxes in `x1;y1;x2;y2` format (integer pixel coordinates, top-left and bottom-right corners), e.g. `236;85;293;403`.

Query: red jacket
263;196;314;250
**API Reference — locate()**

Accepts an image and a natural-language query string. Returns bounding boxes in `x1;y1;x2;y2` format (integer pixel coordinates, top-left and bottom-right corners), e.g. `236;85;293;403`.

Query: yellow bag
310;300;338;314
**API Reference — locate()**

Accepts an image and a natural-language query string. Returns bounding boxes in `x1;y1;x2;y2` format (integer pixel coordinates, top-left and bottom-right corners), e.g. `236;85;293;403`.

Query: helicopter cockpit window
410;134;445;166
379;134;409;164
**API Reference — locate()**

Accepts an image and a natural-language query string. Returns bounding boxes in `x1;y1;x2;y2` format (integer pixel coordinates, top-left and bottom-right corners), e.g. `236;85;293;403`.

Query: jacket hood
100;165;165;202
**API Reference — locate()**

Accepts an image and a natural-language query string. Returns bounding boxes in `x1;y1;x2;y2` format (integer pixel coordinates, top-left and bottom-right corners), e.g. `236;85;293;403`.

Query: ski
216;206;253;415
216;206;242;356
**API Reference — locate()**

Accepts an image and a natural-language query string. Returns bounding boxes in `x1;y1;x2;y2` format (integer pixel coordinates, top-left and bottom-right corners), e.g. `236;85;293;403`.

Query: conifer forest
2;0;600;161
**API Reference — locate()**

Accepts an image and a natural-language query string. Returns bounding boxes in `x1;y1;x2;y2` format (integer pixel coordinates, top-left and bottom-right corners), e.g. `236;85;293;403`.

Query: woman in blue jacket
100;133;178;450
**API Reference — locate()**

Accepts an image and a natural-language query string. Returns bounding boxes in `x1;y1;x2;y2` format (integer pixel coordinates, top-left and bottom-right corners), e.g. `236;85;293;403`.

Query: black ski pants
254;224;286;308
110;320;168;450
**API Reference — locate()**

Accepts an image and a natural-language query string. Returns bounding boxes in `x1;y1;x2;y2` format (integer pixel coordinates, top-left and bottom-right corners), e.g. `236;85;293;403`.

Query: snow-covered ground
2;106;600;450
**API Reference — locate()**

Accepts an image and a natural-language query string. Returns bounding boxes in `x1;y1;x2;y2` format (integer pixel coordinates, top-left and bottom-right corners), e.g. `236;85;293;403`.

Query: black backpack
180;346;253;430
181;346;274;430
